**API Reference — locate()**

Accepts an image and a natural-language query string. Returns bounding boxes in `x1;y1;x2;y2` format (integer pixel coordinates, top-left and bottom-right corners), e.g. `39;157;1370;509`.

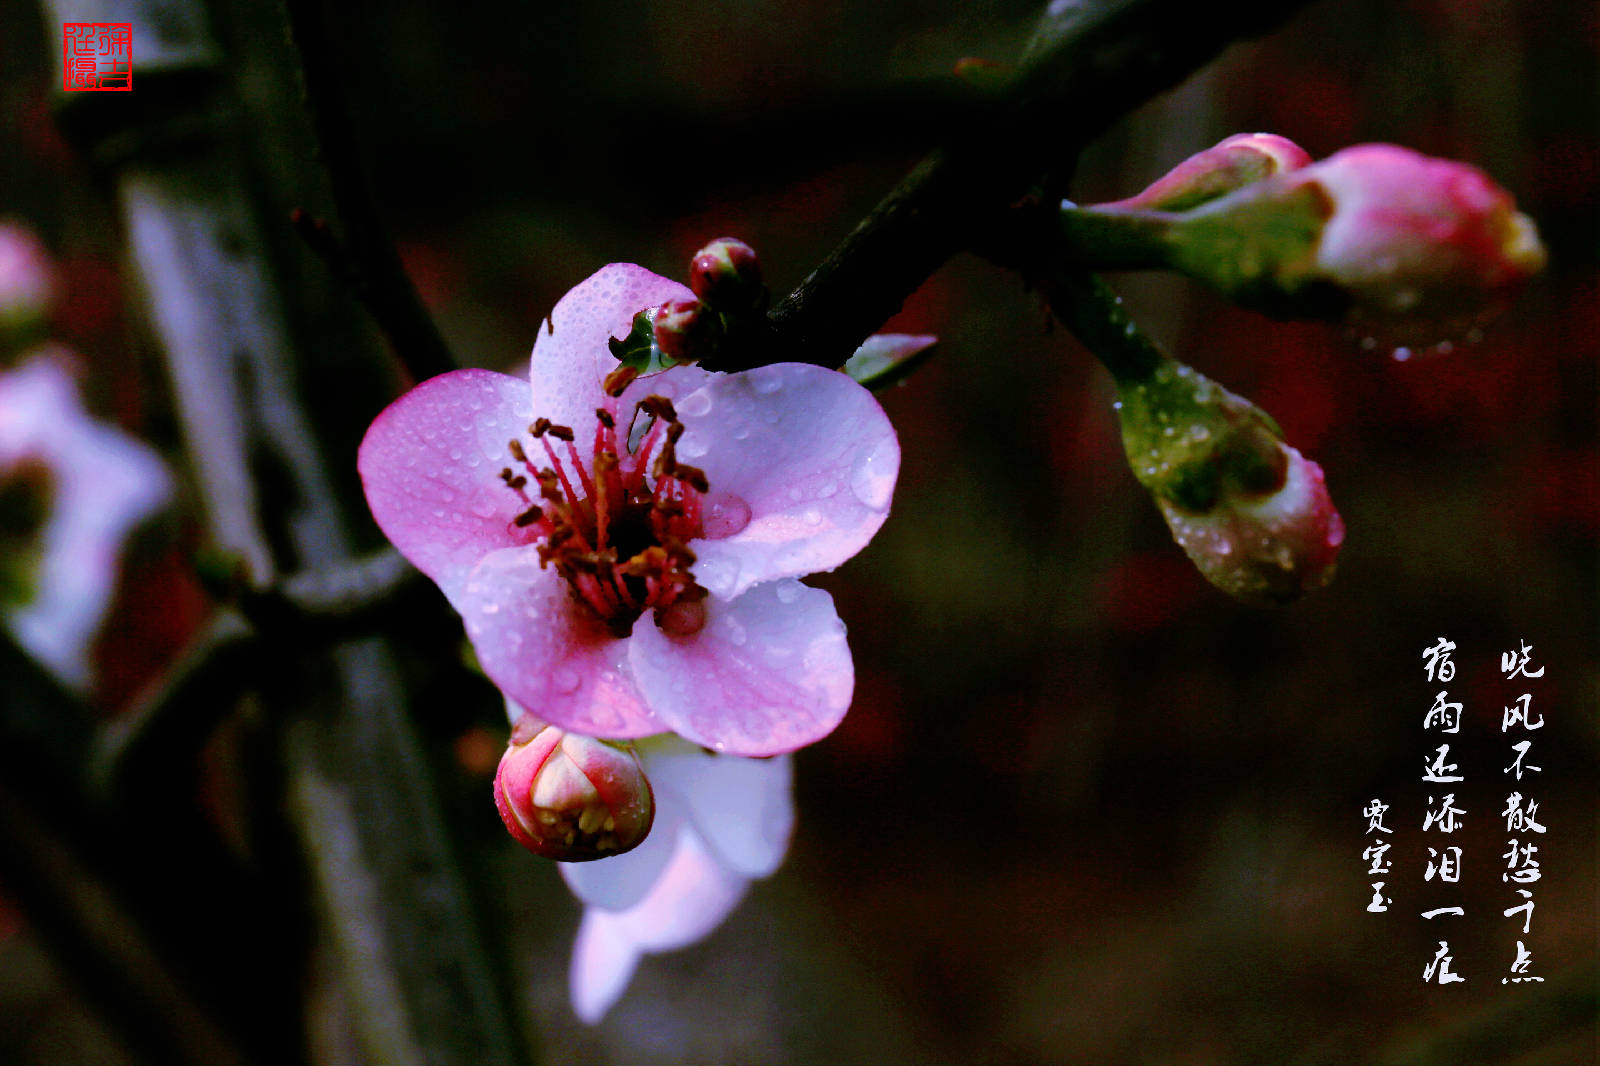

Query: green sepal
606;308;695;376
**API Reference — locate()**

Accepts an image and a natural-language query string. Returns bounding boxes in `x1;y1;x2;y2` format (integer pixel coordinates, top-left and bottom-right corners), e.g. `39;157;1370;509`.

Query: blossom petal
569;910;641;1025
560;797;682;911
611;823;748;952
567;823;748;1024
357;368;532;596
629;578;853;756
530;264;695;443
664;363;898;600
456;547;663;738
641;738;794;878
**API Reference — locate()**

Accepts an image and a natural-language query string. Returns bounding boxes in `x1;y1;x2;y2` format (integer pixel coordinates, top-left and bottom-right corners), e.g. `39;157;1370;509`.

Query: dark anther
531;418;552;437
638;395;677;421
596;409;616;429
514;506;544;527
547;424;575;442
603;366;639;397
508;439;528;462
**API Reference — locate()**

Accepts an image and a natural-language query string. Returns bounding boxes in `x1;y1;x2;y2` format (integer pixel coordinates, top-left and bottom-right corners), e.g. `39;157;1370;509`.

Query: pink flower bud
651;297;722;362
1299;144;1545;343
1106;132;1312;212
688;238;766;313
494;715;655;862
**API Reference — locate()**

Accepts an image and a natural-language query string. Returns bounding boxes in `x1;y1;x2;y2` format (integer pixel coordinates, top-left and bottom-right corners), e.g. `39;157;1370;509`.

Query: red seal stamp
63;23;132;92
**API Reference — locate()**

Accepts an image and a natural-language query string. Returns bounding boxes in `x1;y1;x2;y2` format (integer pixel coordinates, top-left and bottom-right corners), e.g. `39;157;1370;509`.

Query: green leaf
606;307;696;376
842;333;939;391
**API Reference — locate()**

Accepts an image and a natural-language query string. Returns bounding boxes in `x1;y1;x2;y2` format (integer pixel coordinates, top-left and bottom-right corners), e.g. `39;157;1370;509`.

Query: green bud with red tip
1116;357;1343;606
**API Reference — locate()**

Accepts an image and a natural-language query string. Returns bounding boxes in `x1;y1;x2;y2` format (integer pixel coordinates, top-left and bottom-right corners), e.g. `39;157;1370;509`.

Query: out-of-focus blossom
1115;356;1343;606
1102;132;1312;212
0;220;55;355
494;711;655;861
358;264;899;757
0;351;171;689
558;731;793;1024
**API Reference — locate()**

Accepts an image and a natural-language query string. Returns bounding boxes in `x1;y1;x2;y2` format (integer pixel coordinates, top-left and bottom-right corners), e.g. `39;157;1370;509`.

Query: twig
717;0;1316;373
280;0;458;383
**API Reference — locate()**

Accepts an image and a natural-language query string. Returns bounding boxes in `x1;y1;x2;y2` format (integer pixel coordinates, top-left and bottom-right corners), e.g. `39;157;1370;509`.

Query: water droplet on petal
751;368;784;395
702;493;751;538
678;434;709;460
1391;347;1413;362
849;437;896;511
553;666;581;694
774;579;801;605
678;389;713;417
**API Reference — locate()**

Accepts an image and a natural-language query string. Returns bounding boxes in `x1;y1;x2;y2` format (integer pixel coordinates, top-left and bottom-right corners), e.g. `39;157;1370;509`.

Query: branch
719;0;1317;372
280;0;458;383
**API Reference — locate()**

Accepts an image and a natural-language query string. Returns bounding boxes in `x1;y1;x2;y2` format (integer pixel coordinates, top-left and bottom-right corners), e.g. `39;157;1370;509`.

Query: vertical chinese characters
1500;641;1546;984
62;24;133;92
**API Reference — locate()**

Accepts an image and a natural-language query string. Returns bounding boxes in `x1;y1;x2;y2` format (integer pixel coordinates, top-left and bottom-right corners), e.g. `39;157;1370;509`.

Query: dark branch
718;0;1317;372
281;0;458;383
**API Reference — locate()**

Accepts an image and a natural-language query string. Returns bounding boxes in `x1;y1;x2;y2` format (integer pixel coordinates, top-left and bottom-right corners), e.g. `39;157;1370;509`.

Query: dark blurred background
0;0;1594;1062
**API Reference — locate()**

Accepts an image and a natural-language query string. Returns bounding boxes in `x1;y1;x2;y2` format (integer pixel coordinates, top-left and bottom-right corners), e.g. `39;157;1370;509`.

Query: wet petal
531;264;695;443
667;363;898;600
630;578;853;756
641;737;793;878
456;547;663;738
357;368;533;596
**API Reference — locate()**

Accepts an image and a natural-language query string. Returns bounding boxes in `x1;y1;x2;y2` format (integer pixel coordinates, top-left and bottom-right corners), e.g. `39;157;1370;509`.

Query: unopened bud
1168;144;1545;343
0;221;53;353
689;238;766;313
1061;144;1544;346
1117;359;1343;606
652;298;722;362
494;715;655;861
1104;132;1312;213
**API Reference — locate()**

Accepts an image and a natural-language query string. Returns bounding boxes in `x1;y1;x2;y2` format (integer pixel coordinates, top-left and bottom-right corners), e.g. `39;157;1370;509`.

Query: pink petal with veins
458;547;663;738
357;368;532;596
629;578;853;755
623;362;898;601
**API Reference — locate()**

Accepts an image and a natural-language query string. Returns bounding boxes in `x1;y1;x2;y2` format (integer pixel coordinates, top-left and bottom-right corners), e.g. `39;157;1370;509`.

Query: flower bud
1117;359;1343;606
495;715;655;861
1104;132;1312;213
651;297;722;362
0;221;53;353
1167;144;1545;344
688;238;766;314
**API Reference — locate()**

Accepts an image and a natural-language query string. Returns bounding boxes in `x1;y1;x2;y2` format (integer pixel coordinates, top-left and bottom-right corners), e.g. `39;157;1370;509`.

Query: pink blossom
559;733;793;1024
0;350;171;689
359;264;899;756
